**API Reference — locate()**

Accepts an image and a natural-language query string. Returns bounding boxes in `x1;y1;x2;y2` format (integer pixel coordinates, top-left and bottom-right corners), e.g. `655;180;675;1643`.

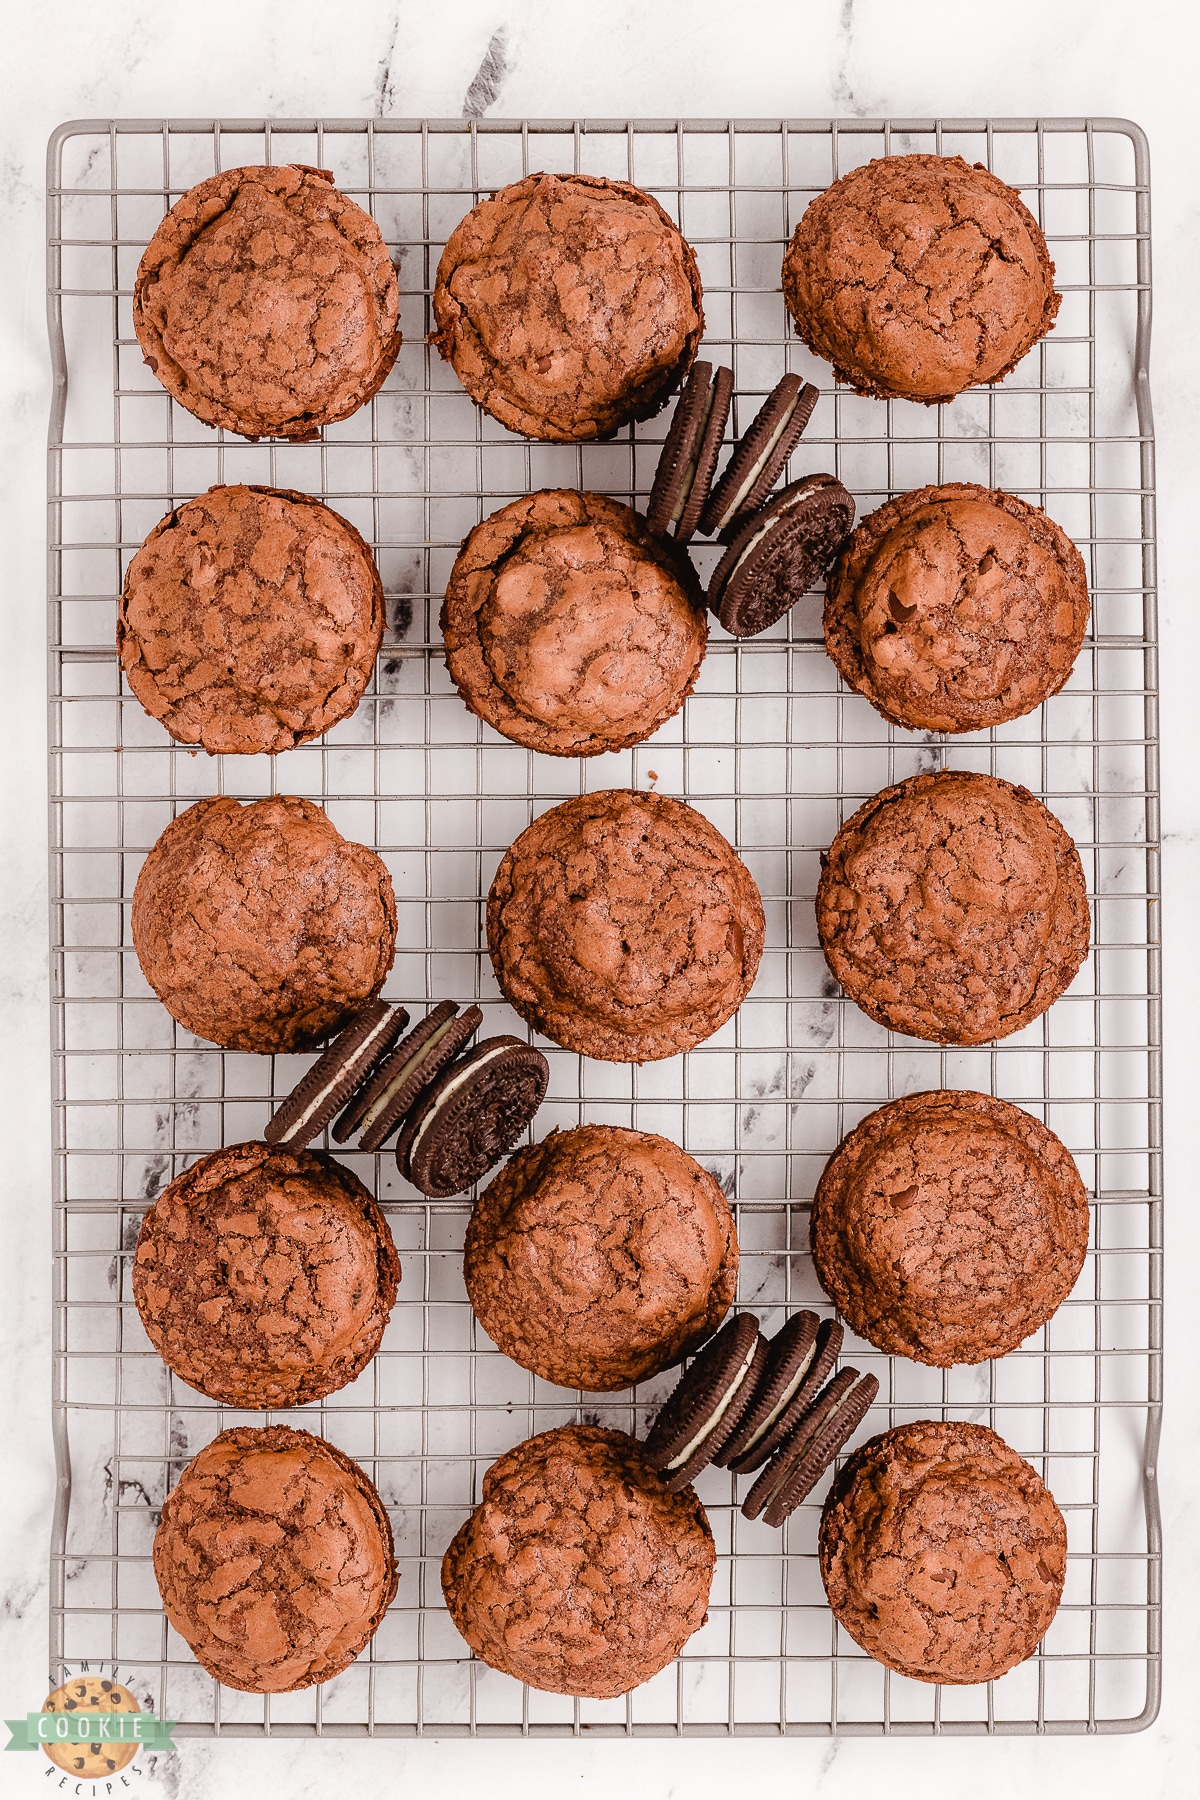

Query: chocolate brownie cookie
431;172;703;441
441;1425;714;1697
154;1425;396;1692
441;490;707;757
487;789;765;1062
783;155;1060;403
131;794;396;1053
464;1125;738;1390
819;1420;1067;1683
133;1142;400;1407
811;1090;1089;1365
118;485;385;755
816;771;1089;1045
825;484;1090;733
134;165;401;439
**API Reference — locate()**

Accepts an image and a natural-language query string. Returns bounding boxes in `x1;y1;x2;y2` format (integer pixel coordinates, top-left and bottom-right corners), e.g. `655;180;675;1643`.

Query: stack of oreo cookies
265;998;549;1198
647;365;856;638
642;1310;877;1528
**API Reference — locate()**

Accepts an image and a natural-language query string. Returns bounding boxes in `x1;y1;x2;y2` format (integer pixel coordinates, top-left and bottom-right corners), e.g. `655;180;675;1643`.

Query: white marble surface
3;1;1199;1794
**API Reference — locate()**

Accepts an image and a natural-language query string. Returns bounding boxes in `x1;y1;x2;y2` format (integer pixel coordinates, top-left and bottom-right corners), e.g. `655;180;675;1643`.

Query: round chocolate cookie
707;473;855;638
134;165;401;439
118;485;385;755
441;490;707;757
819;1420;1067;1684
783;155;1060;403
131;794;396;1053
133;1141;400;1407
811;1090;1089;1365
442;1425;714;1697
154;1425;396;1692
825;484;1090;733
395;1035;549;1198
431;172;704;441
816;770;1090;1045
487;788;765;1063
464;1124;738;1391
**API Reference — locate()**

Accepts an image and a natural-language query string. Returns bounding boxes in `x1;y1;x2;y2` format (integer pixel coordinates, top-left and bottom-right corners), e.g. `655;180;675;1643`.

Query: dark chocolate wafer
746;1370;879;1527
263;1000;408;1149
396;1035;549;1198
725;1315;843;1473
707;473;855;638
334;1001;482;1150
647;362;735;544
642;1313;764;1493
699;374;819;539
716;1309;819;1471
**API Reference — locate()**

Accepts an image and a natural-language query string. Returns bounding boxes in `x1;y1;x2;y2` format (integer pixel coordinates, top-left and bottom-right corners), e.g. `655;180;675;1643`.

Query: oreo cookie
396;1035;550;1198
742;1369;879;1527
333;1000;483;1150
717;1309;817;1472
722;1315;843;1474
642;1313;764;1493
707;473;855;638
699;373;819;539
263;1000;408;1149
646;361;734;544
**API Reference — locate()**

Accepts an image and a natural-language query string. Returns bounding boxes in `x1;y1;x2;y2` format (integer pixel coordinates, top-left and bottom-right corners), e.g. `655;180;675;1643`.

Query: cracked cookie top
134;1142;401;1407
133;164;401;440
154;1425;396;1692
783;154;1059;403
816;770;1089;1046
487;788;765;1063
819;1420;1066;1684
131;794;396;1054
441;490;707;756
119;485;385;755
431;172;703;440
825;483;1089;732
441;1425;714;1697
464;1124;737;1390
811;1090;1089;1365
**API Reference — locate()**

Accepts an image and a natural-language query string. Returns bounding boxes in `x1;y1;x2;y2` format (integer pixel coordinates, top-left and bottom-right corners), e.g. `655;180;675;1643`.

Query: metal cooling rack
46;115;1160;1738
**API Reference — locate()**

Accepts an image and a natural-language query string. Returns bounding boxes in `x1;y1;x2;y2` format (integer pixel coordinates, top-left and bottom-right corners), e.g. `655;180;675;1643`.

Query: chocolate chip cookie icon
40;1677;141;1775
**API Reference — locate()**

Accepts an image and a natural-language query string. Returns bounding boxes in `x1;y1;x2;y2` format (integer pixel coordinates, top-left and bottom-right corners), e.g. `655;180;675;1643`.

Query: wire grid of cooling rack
46;115;1160;1738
